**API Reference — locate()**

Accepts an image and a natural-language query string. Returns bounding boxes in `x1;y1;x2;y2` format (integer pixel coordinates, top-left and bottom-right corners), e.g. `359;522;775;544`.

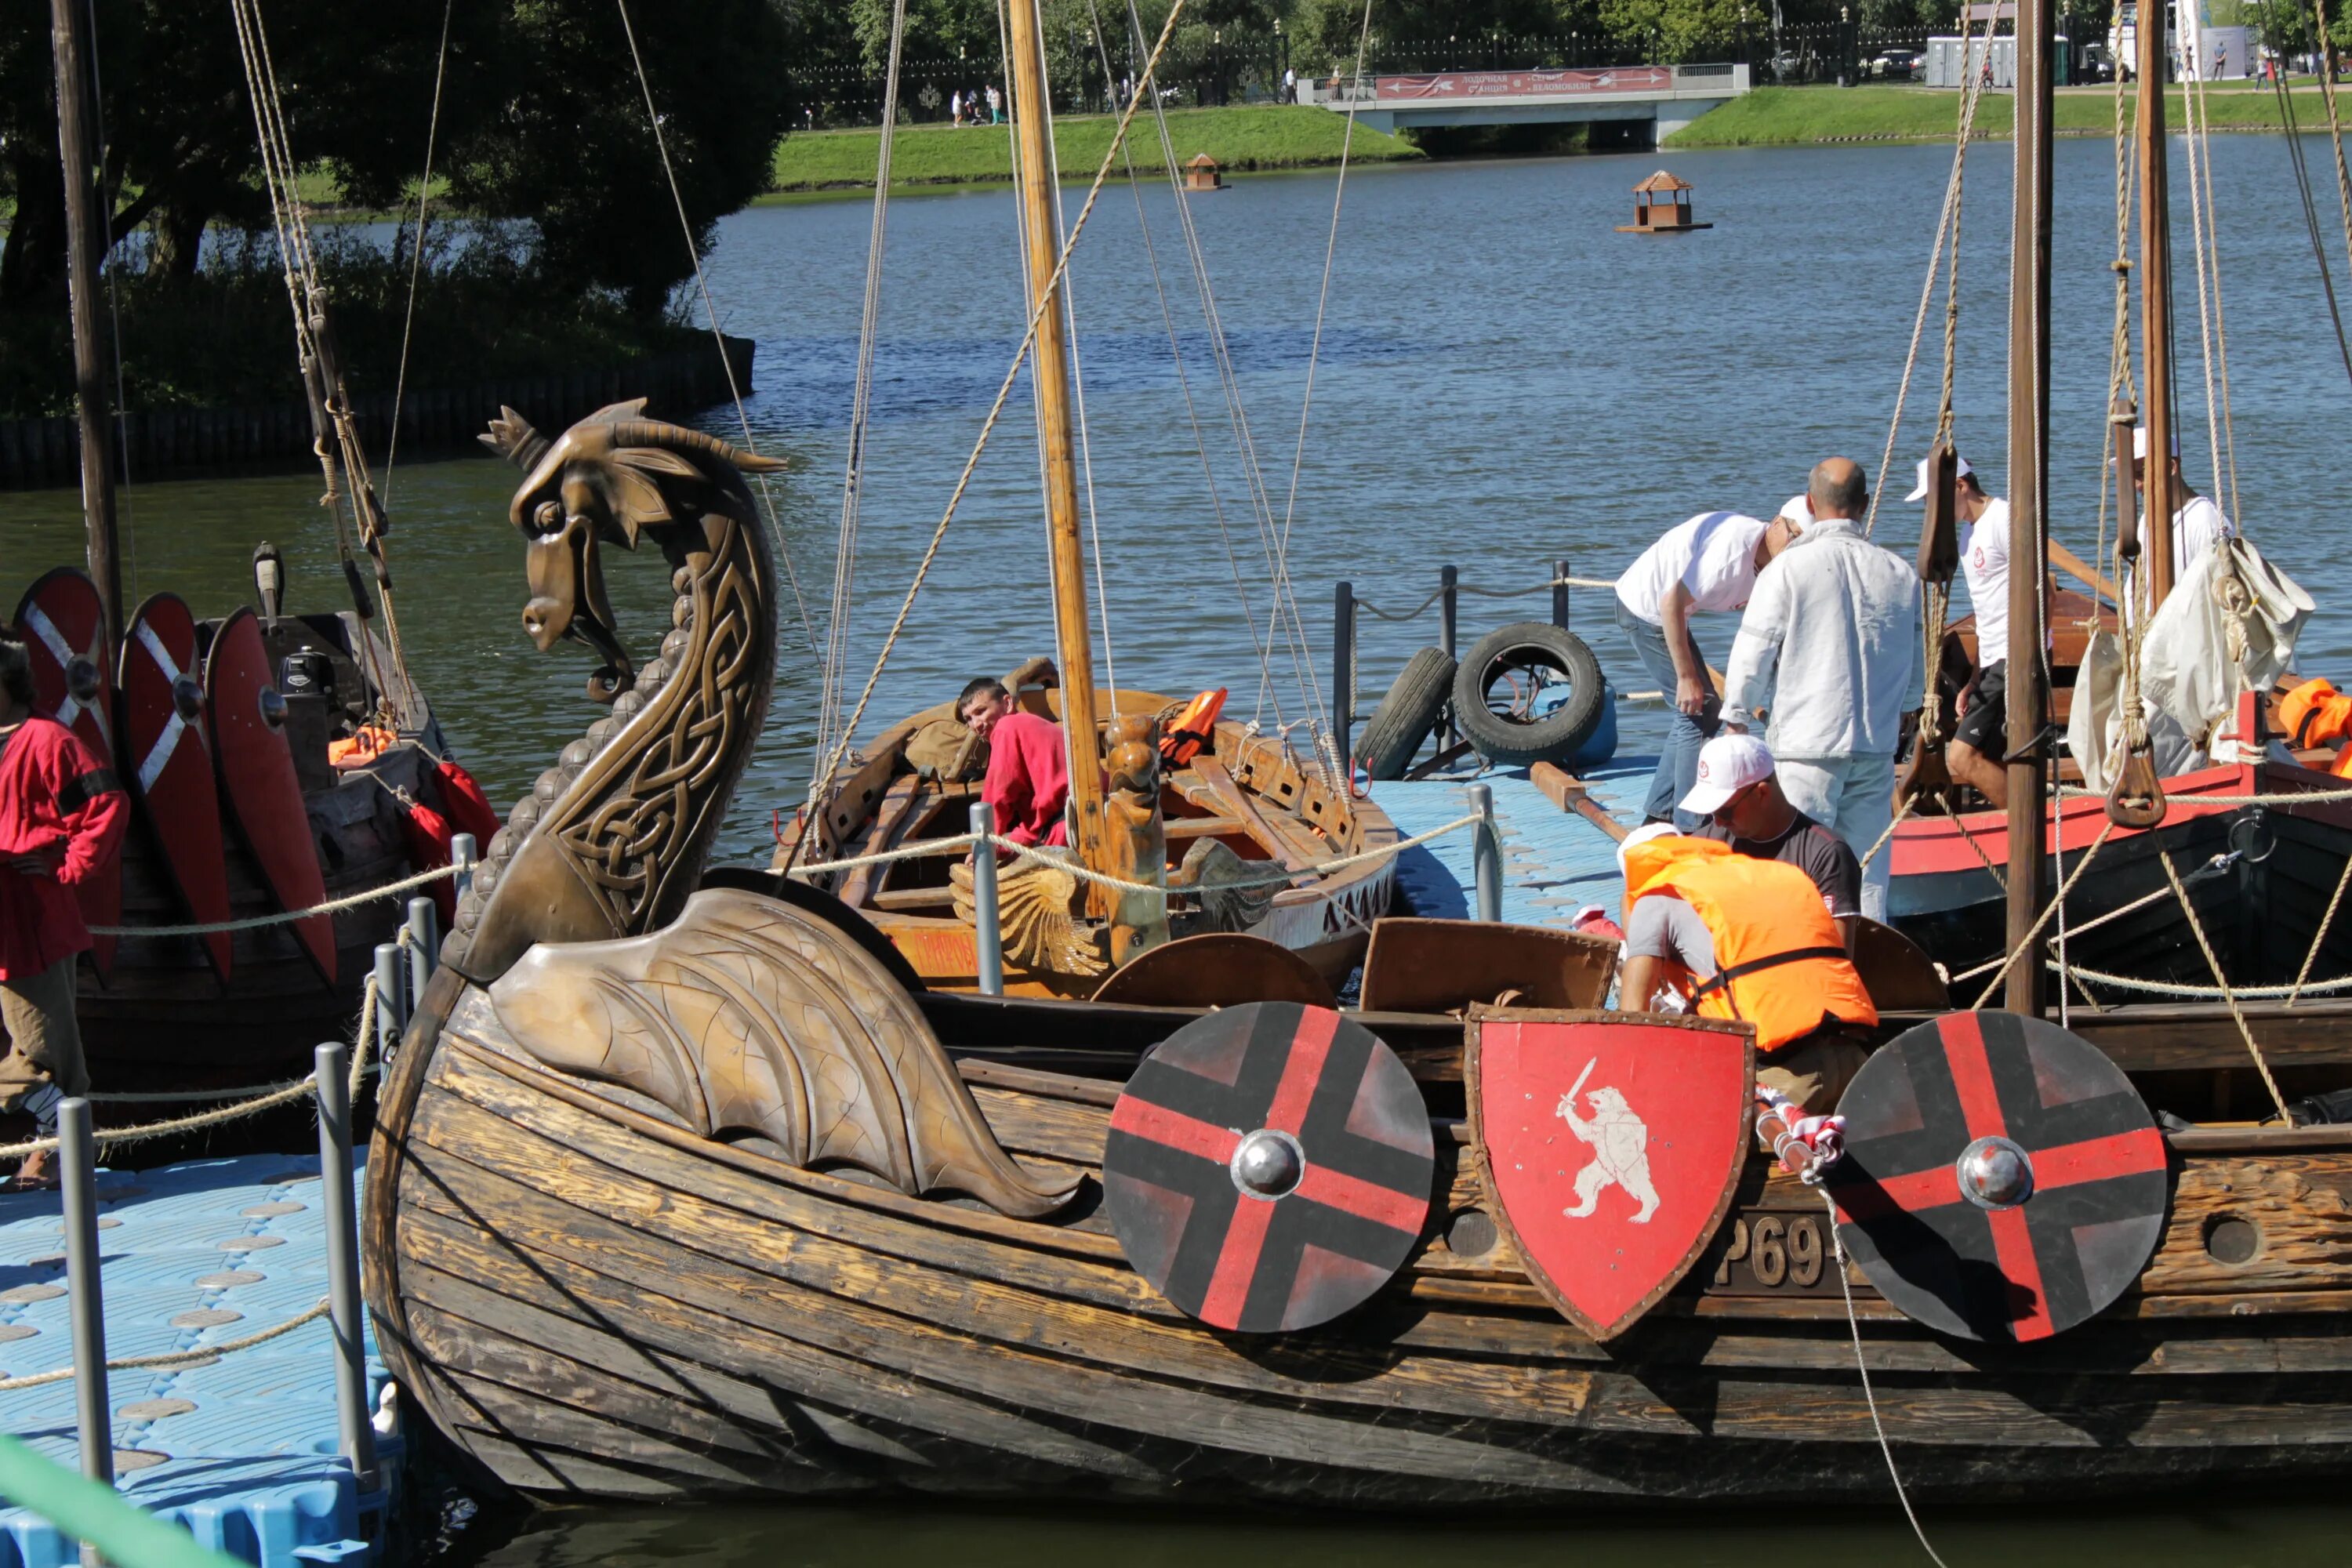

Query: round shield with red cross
1102;1002;1434;1333
122;593;232;985
12;568;121;978
1828;1011;2170;1343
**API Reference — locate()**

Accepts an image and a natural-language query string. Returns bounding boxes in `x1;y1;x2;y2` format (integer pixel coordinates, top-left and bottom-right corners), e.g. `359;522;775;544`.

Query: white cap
1778;495;1813;528
1616;820;1679;878
1904;452;1974;503
1678;732;1778;816
2132;426;2180;460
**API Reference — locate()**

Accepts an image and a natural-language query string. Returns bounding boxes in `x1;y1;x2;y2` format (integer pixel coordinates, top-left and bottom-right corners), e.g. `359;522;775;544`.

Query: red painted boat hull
207;608;333;986
11;568;122;979
121;593;232;984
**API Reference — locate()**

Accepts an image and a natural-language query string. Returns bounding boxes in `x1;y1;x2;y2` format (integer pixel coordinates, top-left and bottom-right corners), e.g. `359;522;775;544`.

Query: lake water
8;137;2352;1559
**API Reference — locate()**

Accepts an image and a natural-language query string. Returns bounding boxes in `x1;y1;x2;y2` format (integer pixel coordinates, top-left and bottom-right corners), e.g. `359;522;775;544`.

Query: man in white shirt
1614;506;1802;827
1721;457;1922;921
1904;452;2015;804
2127;427;2237;618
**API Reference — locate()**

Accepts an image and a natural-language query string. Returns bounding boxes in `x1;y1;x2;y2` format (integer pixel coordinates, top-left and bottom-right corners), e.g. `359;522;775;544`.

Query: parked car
2080;42;2118;81
1873;48;1922;79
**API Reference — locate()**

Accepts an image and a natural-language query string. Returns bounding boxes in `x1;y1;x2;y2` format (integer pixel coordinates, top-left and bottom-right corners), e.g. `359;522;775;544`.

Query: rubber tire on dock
1356;648;1456;781
1452;622;1606;768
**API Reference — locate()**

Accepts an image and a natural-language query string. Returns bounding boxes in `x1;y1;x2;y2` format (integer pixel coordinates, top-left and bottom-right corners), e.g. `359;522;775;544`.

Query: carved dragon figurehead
442;401;787;982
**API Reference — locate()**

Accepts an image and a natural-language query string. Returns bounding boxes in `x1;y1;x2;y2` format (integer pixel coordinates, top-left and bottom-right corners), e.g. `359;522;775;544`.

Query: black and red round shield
1103;1002;1434;1333
1830;1011;2171;1342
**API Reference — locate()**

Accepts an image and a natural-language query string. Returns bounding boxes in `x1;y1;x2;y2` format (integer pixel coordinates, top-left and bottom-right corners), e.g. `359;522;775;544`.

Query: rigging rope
2310;0;2352;294
787;0;1193;863
2267;12;2352;388
815;0;912;777
382;0;455;512
2158;844;2291;1121
612;0;825;668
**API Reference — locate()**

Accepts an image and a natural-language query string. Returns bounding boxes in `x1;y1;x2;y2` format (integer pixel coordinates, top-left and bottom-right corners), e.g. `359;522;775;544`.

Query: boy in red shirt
956;676;1071;849
0;635;128;1189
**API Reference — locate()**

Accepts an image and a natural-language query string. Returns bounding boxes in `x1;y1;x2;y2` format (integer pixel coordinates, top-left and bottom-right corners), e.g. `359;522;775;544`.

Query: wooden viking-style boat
7;10;478;1096
365;0;2352;1513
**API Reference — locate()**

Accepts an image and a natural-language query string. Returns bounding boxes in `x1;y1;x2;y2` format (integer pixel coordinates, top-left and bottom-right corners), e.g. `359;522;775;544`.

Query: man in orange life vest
958;677;1072;848
1615;818;1878;1113
2281;677;2352;779
0;635;128;1189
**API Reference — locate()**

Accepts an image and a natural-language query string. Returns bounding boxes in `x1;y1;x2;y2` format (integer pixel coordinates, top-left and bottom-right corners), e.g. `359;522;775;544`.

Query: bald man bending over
1719;457;1922;921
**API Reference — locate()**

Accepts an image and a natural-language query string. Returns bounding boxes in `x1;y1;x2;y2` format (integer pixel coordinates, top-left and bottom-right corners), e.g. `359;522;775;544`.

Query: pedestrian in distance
1612;504;1802;830
0;634;128;1191
1719;456;1922;922
952;89;964;127
987;83;1003;123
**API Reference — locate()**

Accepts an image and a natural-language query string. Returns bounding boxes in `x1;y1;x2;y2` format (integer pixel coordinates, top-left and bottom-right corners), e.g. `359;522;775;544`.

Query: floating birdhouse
1617;169;1711;234
1185;154;1225;192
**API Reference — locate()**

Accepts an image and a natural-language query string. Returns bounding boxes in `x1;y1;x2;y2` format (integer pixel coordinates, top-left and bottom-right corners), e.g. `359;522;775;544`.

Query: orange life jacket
1160;688;1227;765
1624;836;1878;1053
2282;677;2352;750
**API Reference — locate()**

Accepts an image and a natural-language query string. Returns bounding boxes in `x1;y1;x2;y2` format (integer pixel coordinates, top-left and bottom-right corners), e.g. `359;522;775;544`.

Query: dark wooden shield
122;592;232;984
1469;1009;1754;1340
1091;932;1336;1010
1102;1002;1434;1333
13;567;120;979
207;608;333;986
1829;1010;2170;1342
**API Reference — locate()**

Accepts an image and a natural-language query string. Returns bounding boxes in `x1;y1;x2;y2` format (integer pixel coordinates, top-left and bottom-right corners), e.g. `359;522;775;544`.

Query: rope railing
0;1302;332;1395
85;861;459;939
1347;572;1608;622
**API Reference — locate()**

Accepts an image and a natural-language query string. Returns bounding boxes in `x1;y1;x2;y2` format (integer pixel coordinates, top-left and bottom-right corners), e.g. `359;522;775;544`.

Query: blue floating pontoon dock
0;1154;396;1568
1370;755;1654;926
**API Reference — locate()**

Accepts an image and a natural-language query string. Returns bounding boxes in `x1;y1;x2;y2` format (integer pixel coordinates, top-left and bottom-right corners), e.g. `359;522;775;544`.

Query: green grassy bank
764;105;1422;194
1669;81;2343;148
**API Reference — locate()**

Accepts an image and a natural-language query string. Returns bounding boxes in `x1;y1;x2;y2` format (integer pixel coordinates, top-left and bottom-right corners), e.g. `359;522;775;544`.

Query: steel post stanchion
373;942;405;1062
314;1044;379;1491
1439;564;1461;748
450;833;477;906
970;801;1004;996
60;1098;113;1512
1333;580;1356;768
405;896;438;1014
1553;557;1572;629
1470;782;1503;923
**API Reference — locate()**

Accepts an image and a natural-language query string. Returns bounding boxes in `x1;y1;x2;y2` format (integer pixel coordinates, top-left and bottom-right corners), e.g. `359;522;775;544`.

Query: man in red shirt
957;677;1071;849
0;636;128;1189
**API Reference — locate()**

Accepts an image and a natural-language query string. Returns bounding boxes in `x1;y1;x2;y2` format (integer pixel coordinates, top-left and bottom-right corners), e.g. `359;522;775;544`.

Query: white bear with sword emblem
1557;1057;1660;1224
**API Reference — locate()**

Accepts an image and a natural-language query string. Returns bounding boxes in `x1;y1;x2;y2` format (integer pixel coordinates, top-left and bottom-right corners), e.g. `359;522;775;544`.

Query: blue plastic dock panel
1370;754;1654;927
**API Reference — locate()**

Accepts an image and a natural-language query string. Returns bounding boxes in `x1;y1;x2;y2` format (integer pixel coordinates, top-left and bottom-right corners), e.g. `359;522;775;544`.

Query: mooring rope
0;1301;332;1394
85;862;457;938
1826;1189;1954;1568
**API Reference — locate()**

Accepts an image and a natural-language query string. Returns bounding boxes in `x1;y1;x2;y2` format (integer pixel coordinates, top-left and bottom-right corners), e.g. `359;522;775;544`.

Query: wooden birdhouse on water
1185;154;1225;191
1617;169;1711;233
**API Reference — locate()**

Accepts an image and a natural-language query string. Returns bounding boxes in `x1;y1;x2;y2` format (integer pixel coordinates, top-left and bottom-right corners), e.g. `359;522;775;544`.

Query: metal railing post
449;833;477;906
373;942;405;1062
314;1044;379;1492
1469;783;1503;923
60;1097;112;1519
970;801;1004;996
1553;556;1572;629
1333;580;1356;768
1439;564;1460;746
405;897;438;1015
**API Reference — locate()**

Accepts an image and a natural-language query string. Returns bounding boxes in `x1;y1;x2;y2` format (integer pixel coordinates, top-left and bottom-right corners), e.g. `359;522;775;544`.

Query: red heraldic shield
12;568;121;979
121;593;233;985
1470;1011;1755;1340
208;609;333;986
1103;1003;1434;1333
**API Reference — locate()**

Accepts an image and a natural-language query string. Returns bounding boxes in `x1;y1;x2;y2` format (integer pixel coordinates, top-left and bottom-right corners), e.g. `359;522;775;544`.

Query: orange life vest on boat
1160;688;1227;765
2281;677;2352;750
1624;836;1878;1053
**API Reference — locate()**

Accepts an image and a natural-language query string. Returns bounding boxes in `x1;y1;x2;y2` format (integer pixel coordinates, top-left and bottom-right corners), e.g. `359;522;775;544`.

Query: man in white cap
1905;452;2014;805
1613;505;1805;828
2128;426;2236;616
1679;732;1863;951
1721;456;1921;922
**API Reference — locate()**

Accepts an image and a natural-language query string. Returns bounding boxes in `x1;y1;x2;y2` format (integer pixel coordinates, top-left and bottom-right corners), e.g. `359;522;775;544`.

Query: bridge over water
1302;64;1752;146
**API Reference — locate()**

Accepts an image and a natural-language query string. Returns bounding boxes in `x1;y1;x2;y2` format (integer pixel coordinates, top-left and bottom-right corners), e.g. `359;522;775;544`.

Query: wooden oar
2049;540;2122;604
1530;761;1629;843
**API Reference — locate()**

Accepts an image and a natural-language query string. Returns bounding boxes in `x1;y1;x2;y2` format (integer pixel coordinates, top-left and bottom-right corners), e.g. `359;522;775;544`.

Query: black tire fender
1450;621;1607;768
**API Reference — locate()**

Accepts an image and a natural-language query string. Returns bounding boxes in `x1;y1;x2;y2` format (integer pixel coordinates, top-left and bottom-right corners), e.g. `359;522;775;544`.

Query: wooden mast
1003;0;1108;884
2005;0;2054;1016
48;0;122;653
2136;0;2177;608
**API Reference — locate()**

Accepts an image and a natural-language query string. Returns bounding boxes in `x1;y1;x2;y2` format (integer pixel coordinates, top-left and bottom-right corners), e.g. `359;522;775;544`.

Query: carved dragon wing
487;888;1075;1218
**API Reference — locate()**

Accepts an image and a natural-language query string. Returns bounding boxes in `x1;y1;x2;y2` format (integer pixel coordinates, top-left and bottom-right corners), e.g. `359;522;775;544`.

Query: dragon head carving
484;401;786;702
437;402;788;985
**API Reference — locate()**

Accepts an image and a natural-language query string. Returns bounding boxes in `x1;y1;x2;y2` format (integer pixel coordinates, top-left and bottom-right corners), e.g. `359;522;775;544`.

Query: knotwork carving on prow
444;399;787;984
